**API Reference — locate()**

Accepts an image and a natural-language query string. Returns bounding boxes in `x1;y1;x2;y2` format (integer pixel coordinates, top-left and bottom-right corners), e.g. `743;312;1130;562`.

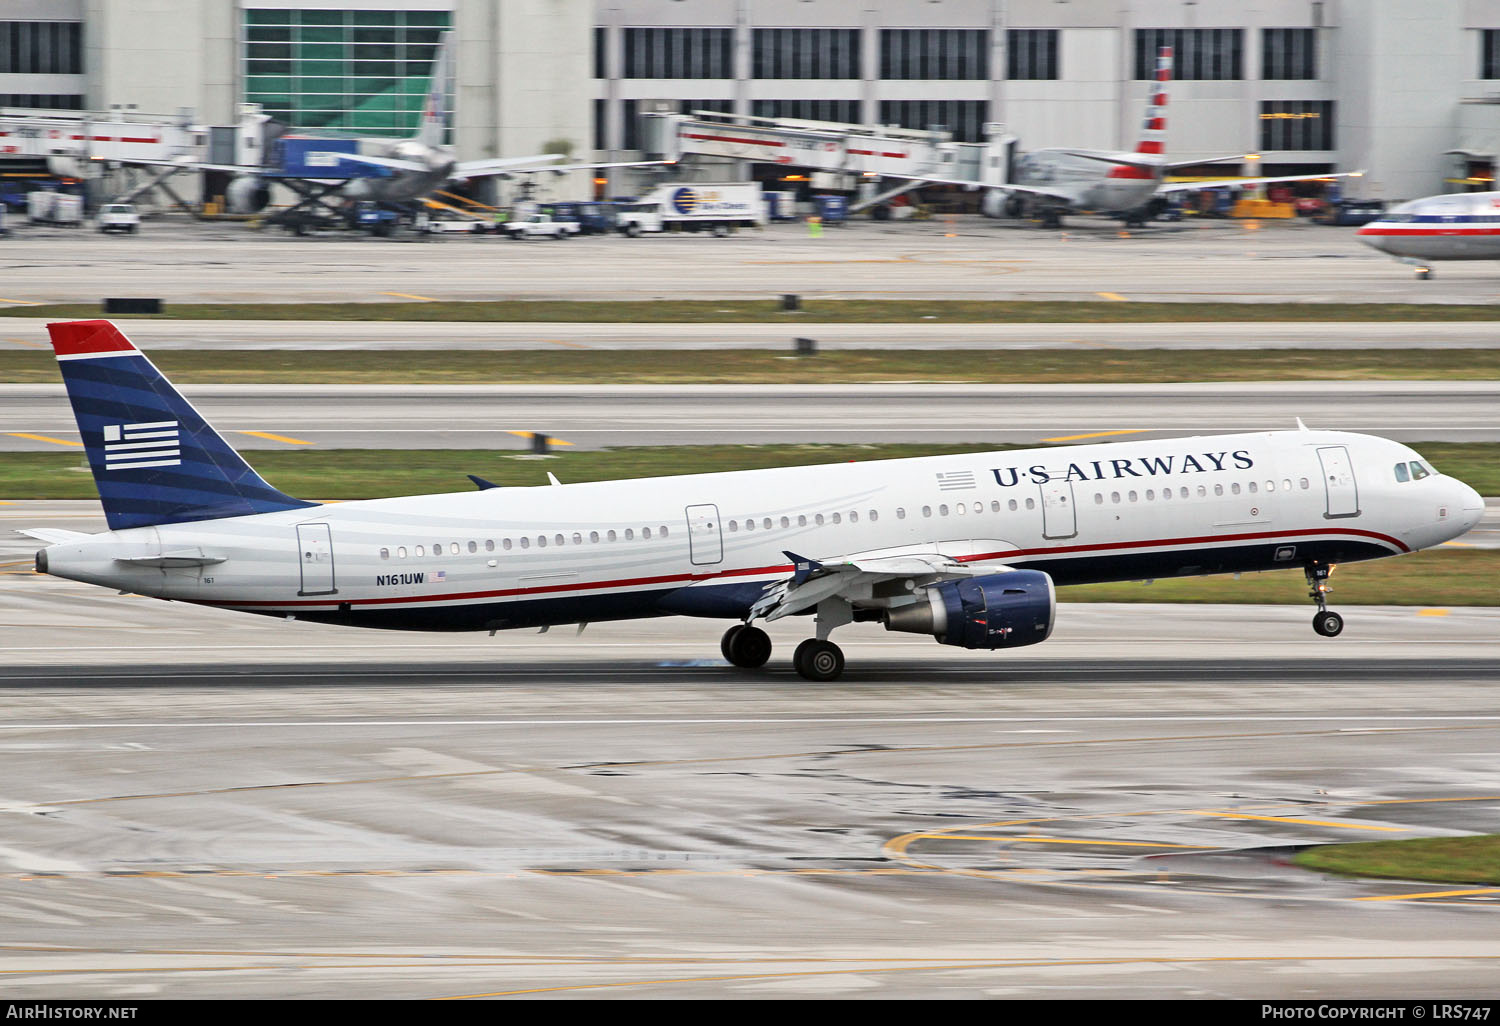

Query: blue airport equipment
814;194;848;223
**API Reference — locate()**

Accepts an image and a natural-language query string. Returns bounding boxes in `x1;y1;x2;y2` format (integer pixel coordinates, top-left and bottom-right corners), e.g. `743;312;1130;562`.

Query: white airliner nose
1455;478;1486;534
1356;222;1393;253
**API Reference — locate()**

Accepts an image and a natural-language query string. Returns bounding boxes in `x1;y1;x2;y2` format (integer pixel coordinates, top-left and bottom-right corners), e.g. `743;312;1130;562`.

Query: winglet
1296;417;1309;432
467;474;500;491
783;550;823;586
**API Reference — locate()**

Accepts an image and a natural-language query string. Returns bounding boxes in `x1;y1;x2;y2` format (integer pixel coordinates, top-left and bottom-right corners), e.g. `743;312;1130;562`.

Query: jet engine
225;175;271;214
883;570;1055;649
980;190;1027;219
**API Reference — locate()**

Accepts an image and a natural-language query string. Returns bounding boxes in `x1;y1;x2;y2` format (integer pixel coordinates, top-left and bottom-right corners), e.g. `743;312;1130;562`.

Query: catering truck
615;182;764;237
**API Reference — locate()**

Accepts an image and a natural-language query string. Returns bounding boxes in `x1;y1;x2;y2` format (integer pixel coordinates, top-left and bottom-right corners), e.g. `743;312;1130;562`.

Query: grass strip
1294;835;1500;886
4;348;1500;385
4;442;1497;497
4;443;1494;607
8;299;1500;323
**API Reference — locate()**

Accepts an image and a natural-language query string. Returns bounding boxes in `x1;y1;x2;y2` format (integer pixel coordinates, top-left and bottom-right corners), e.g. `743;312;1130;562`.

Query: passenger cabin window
380;547;390;560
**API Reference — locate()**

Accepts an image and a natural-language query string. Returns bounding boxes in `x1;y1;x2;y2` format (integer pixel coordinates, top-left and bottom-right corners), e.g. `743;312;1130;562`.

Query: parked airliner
1356;190;1500;278
25;321;1483;681
897;48;1362;227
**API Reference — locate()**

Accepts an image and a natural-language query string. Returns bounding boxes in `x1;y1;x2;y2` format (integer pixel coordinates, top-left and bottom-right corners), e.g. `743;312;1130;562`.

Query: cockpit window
1394;462;1409;483
1409;460;1431;480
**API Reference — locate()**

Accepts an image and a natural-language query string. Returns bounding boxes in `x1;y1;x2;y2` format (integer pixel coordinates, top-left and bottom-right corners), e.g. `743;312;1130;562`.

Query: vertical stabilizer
1110;46;1173;181
417;30;455;148
46;320;317;531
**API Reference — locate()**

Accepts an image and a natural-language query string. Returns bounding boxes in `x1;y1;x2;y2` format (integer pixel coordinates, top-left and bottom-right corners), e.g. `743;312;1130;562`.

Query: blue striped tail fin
46;320;317;531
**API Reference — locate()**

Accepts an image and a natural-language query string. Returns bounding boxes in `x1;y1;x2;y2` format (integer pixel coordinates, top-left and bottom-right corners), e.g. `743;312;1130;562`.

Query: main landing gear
720;623;772;668
720;600;852;682
1305;562;1344;637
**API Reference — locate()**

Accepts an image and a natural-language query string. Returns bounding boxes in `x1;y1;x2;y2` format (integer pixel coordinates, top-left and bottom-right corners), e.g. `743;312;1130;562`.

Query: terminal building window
881;29;989;80
754;29;860;79
1260;100;1333;150
1483;29;1500;79
622;27;733;79
0;94;84;110
1262;28;1316;80
242;8;451;137
1134;28;1243;80
879;100;989;143
0;21;83;75
1006;29;1057;81
753;99;860;125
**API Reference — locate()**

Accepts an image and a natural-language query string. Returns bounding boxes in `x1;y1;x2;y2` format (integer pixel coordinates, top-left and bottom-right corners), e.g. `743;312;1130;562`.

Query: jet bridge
639;110;1014;207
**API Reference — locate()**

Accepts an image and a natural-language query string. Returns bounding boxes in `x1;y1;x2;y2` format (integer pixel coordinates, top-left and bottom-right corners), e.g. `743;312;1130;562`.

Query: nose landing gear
1305;562;1344;637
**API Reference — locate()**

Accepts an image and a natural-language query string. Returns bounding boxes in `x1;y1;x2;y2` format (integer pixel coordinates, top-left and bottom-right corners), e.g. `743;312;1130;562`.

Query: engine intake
883;570;1055;650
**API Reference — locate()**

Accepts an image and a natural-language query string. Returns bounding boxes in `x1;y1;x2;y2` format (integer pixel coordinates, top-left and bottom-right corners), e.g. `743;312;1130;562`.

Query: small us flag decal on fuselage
103;420;181;471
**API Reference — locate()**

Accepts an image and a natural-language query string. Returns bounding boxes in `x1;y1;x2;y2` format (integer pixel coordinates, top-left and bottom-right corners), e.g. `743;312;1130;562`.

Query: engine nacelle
226;175;270;214
883;570;1055;650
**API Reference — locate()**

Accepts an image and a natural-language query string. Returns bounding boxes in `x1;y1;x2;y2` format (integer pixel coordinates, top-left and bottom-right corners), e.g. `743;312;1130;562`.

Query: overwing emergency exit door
685;504;723;565
296;523;337;595
1317;446;1361;519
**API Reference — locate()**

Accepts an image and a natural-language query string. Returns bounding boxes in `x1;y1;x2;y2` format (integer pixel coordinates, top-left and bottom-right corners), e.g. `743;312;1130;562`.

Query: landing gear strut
721;623;772;668
1305;562;1344;637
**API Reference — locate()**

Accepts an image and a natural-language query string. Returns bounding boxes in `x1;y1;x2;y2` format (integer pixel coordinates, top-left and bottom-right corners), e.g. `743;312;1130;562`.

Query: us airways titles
991;448;1255;487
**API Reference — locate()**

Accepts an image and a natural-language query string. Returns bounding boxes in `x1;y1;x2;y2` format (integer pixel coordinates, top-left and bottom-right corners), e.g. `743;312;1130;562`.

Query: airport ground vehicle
26;321;1486;682
95;203;140;233
503;213;580;240
1316;199;1387;226
615;182;764;237
27;191;83;226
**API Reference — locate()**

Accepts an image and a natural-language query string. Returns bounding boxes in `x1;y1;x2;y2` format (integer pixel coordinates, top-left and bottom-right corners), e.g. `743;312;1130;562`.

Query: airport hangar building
6;0;1500;202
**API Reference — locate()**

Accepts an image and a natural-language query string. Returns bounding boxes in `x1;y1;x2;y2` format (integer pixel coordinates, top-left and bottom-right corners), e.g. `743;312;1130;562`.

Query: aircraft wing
451;157;675;181
105;156;263;175
1156;169;1366;193
320;152;428;174
748;548;1010;623
870;170;1078;204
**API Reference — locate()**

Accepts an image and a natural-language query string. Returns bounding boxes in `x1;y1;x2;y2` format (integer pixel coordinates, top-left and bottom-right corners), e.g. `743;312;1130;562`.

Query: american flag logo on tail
103;420;181;471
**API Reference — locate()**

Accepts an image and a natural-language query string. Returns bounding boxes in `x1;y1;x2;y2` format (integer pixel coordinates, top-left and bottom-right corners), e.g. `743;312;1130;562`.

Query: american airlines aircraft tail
28;321;1486;681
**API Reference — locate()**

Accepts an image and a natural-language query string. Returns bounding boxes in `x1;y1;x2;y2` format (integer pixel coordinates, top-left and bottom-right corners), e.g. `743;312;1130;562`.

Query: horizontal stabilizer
16;528;89;544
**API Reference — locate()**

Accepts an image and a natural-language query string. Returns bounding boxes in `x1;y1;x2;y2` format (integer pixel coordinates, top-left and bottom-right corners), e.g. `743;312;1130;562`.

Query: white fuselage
1010;149;1161;214
39;429;1482;633
1358;190;1500;261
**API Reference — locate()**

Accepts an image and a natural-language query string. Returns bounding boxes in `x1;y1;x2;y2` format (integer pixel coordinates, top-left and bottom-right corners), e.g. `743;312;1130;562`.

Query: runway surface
8;316;1500;350
4;506;1500;998
4;381;1500;450
3;215;1499;304
2;569;1500;998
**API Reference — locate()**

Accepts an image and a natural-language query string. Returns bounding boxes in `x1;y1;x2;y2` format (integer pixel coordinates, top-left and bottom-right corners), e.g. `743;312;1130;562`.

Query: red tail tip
46;320;139;358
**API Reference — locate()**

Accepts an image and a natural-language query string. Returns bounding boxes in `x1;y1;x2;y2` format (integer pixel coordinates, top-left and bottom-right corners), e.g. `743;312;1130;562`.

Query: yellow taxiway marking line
1096;291;1128;301
0;298;43;306
922;834;1209;850
1190;812;1407;832
380;291;438;302
5;337;45;348
236;430;314;446
1356;888;1500;902
545;338;591;349
1417;608;1451;616
505;430;574;446
1440;541;1476;548
6;433;82;447
1041;429;1149;443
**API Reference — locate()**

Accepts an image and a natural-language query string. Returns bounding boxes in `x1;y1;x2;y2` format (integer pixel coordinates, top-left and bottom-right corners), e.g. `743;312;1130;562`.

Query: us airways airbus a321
25;321;1483;681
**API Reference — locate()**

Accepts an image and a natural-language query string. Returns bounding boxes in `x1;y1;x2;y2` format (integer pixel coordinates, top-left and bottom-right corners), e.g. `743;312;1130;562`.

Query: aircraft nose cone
1458;480;1486;531
1356;223;1390;251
